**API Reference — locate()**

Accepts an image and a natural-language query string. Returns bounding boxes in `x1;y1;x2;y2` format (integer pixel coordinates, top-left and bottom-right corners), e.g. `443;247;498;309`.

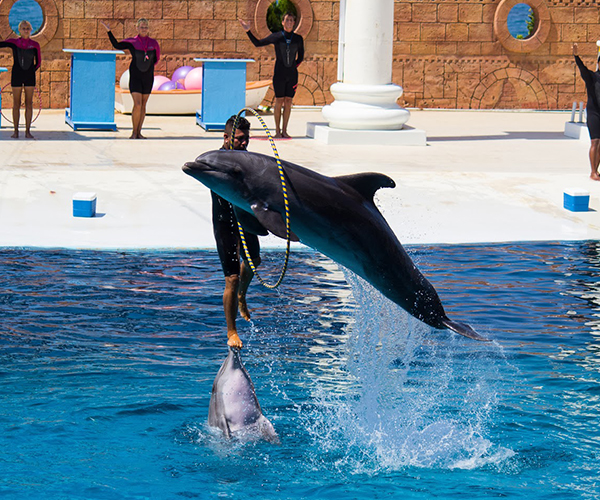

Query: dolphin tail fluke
441;318;490;342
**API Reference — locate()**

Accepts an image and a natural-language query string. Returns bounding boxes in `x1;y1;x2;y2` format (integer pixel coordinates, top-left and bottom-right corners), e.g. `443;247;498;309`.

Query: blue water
8;0;43;35
507;3;534;39
1;242;600;499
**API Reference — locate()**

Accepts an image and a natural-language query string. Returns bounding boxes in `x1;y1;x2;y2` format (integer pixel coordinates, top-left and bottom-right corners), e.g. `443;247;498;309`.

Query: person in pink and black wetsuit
101;19;160;139
0;21;41;139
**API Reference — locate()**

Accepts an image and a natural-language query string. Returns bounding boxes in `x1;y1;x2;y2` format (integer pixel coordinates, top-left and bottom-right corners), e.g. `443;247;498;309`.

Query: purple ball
158;81;177;91
171;65;194;84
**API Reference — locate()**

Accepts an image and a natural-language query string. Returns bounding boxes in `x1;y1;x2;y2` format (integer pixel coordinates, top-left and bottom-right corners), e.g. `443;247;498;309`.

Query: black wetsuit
575;55;600;139
108;31;160;95
212;149;260;277
0;38;41;87
246;30;304;98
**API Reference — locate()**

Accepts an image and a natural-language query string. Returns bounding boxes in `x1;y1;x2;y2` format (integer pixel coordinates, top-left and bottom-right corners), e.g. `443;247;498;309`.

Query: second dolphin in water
208;347;279;442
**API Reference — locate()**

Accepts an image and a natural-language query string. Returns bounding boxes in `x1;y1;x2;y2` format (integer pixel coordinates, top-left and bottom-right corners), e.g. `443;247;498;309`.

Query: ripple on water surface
0;244;600;499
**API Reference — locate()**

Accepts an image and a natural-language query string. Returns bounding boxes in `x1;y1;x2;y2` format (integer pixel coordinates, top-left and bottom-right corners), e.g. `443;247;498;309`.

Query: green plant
526;10;535;38
266;0;298;33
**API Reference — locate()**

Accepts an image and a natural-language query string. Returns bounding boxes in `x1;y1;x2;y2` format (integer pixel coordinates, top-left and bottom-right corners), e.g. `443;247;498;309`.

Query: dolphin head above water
208;347;279;443
184;150;272;213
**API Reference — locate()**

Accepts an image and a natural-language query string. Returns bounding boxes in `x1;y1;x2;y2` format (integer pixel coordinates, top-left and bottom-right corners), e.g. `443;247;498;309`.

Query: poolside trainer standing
240;14;304;138
0;21;41;139
573;43;600;181
101;19;160;139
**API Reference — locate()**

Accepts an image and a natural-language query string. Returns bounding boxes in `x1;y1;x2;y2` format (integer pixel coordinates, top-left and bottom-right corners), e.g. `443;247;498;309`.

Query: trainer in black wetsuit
212;115;260;350
0;21;41;138
241;13;304;138
101;19;160;139
573;43;600;181
106;30;160;94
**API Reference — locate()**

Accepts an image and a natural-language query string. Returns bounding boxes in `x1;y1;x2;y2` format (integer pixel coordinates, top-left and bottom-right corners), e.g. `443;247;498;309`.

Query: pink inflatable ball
152;75;171;91
184;67;203;91
119;70;130;90
158;81;178;91
171;65;193;85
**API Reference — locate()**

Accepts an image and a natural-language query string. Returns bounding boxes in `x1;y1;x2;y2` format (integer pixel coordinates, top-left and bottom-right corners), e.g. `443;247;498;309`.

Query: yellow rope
230;108;291;289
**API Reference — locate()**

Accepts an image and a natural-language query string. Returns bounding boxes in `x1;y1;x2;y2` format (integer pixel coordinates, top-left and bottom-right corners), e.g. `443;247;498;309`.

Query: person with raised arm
573;42;600;181
101;19;160;139
239;13;304;139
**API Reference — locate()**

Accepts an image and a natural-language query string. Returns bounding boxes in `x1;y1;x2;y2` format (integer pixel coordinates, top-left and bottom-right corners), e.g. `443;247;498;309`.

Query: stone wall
0;0;597;110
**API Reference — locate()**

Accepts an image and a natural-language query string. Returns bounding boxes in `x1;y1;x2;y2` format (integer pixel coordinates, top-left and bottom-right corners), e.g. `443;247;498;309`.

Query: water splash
306;269;514;473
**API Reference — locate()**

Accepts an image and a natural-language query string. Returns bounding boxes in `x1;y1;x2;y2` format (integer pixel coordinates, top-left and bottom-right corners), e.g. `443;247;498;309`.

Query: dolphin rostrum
184;150;487;342
208;347;279;442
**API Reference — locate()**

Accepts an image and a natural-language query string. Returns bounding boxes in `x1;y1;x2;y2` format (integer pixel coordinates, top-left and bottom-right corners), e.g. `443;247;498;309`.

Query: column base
322;83;410;130
307;122;426;146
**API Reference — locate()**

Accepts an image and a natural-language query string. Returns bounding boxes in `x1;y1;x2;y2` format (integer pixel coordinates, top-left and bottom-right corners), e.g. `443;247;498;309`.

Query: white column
322;0;410;130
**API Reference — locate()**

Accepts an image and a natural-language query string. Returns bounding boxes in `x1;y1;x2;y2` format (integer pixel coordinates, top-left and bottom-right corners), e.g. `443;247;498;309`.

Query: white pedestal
564;121;589;143
307;122;426;146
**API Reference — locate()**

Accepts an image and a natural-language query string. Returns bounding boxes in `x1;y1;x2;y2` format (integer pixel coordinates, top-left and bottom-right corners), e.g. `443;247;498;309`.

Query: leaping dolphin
208;347;279;442
184;150;487;342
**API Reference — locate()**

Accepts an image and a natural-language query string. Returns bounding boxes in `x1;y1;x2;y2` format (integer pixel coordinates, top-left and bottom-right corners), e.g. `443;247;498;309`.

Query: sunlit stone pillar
321;0;410;130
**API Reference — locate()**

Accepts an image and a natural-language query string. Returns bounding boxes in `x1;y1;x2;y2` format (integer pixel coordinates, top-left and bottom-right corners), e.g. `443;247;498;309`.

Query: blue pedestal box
64;49;123;130
564;189;590;212
194;58;254;131
73;192;97;217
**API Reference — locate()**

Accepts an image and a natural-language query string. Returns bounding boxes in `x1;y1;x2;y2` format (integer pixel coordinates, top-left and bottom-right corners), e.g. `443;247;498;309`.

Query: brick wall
0;0;597;110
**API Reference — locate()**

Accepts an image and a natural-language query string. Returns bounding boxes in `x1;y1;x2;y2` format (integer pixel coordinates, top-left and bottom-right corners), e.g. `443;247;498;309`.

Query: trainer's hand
573;43;578;56
227;332;243;349
239;19;251;32
100;21;111;32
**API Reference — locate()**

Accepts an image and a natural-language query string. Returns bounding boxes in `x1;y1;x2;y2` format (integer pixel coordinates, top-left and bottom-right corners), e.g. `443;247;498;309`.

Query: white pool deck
0;108;598;249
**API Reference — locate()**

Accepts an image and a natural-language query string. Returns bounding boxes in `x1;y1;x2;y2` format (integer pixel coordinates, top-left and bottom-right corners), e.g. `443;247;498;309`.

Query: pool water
1;242;600;499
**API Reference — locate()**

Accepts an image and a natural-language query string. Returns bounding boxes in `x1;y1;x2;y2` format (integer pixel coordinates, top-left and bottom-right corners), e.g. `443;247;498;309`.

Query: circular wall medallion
254;0;314;39
494;0;551;53
0;0;58;47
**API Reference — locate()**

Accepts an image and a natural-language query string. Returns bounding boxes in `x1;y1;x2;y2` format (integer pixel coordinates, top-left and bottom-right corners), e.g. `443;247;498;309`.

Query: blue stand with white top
194;58;254;131
64;49;123;130
73;192;97;217
564;188;590;212
0;67;7;128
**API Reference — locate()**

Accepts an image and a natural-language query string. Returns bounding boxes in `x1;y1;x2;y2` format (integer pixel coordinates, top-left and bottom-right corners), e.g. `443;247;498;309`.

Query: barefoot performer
212;115;261;349
240;13;304;138
0;21;41;139
574;42;600;181
101;19;160;139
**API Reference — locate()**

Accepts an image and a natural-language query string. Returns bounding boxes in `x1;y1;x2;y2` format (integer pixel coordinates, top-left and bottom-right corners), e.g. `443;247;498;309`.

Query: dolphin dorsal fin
334;173;396;202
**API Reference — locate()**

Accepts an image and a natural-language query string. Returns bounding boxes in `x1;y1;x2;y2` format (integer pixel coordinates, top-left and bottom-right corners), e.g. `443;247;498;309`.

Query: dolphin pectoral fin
251;203;300;242
233;207;269;236
442;318;490;342
334;173;396;202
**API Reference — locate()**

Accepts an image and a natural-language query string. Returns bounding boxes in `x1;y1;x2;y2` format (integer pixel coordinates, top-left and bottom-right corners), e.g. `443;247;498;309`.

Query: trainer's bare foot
11;131;18;139
227;331;243;349
282;131;291;139
274;132;283;138
129;133;136;139
238;296;251;321
25;132;34;139
138;133;146;139
591;172;600;181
